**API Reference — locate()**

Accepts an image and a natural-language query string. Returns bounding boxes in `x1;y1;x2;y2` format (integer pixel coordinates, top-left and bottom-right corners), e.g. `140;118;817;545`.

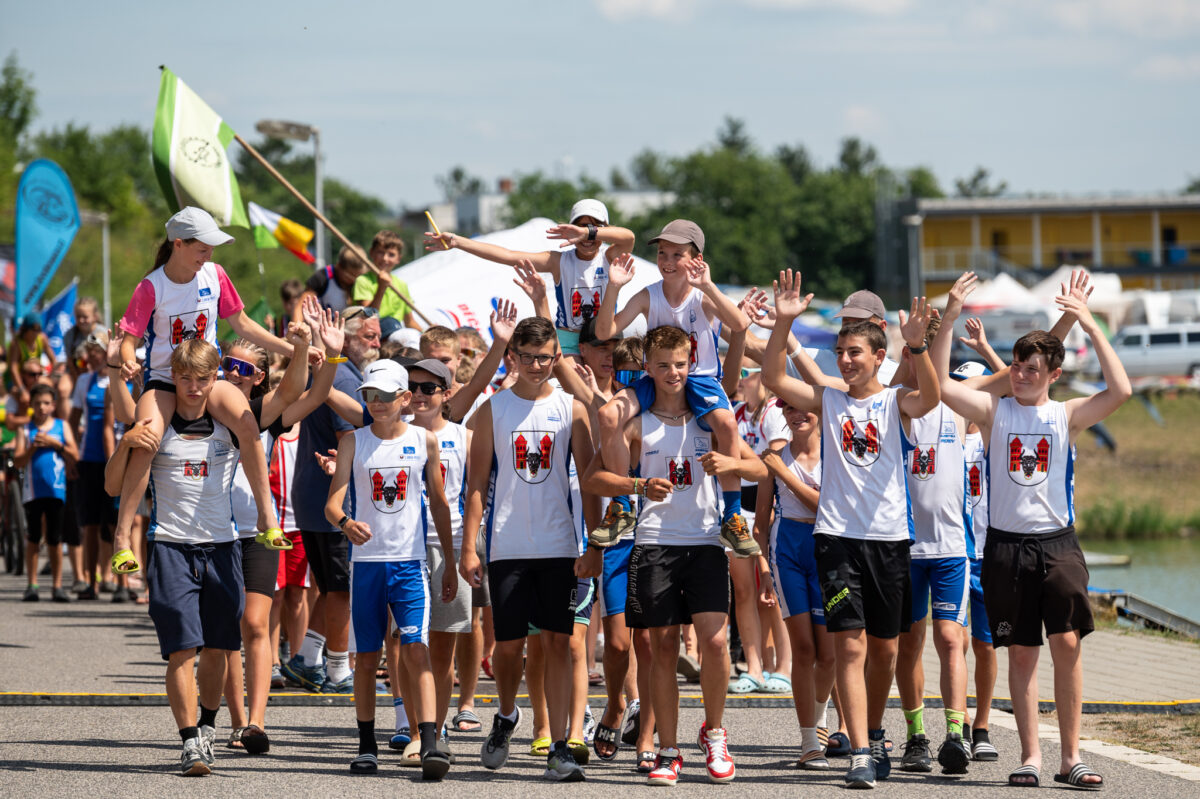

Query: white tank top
646;283;722;377
485;389;580;561
554;245;610;331
987;398;1075;534
270;430;300;533
634;413;720;546
905;402;971;559
423;421;468;550
349;425;428;562
774;446;820;523
148;416;239;544
813;386;911;542
141;263;227;382
963;430;988;558
736;398;789;487
231;430;274;537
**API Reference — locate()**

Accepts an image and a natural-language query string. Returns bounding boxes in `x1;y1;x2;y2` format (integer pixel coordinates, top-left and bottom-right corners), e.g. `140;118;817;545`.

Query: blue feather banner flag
15;159;80;322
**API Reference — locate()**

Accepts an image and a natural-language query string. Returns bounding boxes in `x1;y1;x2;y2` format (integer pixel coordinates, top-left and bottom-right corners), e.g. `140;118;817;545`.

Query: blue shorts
557;329;581;357
146;540;245;660
770;517;824;623
349;560;430;651
910;555;970;626
601;537;635;617
968;558;992;644
633;374;731;431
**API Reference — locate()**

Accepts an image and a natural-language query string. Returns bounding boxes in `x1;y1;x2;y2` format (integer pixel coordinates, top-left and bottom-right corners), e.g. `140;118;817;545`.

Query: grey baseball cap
406;358;454;390
648;219;705;254
833;290;887;320
165;206;235;246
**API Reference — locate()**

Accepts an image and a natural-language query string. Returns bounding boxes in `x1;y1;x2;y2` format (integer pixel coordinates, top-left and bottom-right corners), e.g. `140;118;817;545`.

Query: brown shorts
980;525;1093;648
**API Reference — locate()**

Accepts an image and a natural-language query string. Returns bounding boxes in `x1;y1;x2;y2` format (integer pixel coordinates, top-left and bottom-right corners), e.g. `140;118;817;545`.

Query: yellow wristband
326;356;348;364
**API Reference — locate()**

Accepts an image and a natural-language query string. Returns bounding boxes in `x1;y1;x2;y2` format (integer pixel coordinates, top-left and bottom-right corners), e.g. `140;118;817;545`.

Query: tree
609;167;631;191
776;143;814;185
501;172;608;228
716;116;752;156
629;148;673;190
904;166;944;199
435;165;484;201
838;137;879;176
0;52;36;143
1185;175;1200;195
955;166;1007;197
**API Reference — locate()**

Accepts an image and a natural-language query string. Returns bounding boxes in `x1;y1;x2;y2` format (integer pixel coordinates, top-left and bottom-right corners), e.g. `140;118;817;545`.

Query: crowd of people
12;198;1129;790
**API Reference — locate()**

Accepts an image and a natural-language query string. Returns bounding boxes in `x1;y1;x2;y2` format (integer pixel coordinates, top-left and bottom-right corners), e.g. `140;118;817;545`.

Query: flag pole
232;133;433;328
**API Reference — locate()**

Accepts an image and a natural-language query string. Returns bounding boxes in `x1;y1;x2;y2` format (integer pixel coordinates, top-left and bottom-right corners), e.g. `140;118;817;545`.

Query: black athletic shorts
24;497;65;546
488;557;577;641
75;462;118;530
299;531;351;594
814;534;912;639
980;525;1093;648
626;544;730;629
238;537;281;597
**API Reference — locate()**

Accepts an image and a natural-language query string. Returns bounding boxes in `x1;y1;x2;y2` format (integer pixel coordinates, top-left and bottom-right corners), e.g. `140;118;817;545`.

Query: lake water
1085;537;1200;622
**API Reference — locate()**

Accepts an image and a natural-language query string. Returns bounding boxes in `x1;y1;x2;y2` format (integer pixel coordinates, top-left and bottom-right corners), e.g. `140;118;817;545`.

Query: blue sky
4;0;1198;212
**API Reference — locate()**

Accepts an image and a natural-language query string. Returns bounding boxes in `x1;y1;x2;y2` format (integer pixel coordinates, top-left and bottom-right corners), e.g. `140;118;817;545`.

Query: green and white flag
152;67;249;228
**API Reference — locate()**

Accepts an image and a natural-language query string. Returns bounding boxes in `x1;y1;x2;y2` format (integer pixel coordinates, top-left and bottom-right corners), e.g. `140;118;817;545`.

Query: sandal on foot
240;724;270;755
762;673;792;694
817;726;830;749
593;724;620;761
255;528;293;551
451;709;482;733
621;699;641;746
826;731;852;757
110;548;140;575
399;739;422;766
1054;763;1103;790
636;750;657;774
798;747;831;770
530;736;551;757
568;737;590;765
350;752;379;773
421;748;451;781
1008;763;1041;787
227;727;246;749
728;672;765;694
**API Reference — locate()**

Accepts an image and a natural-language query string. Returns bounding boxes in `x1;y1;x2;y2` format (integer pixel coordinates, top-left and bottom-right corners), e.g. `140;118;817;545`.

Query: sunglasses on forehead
221;356;259;377
361;387;402;403
740;367;762;379
342;305;379;320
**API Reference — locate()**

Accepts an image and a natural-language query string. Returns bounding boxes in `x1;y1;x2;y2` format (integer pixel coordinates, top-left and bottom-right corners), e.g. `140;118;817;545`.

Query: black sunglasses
411;381;444;396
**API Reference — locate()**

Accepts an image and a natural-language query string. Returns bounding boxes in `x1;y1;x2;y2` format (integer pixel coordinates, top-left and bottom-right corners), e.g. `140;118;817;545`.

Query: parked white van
1083;323;1200;378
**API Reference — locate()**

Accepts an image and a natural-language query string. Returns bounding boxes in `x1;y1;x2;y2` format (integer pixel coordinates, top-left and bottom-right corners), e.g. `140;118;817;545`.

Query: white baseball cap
165;206;235;246
388;327;422;349
950;361;993;380
569;198;609;225
358;359;409;394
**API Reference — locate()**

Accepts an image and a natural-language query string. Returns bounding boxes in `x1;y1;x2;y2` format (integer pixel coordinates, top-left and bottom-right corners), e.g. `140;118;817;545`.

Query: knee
699;629;727;658
794;639;816;667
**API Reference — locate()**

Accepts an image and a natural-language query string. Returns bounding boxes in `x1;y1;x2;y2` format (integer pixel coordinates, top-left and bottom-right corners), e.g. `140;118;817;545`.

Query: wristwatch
586;224;597;242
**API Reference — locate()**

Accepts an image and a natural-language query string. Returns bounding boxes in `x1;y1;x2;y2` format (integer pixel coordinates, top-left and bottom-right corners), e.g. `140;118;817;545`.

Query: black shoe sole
901;761;933;773
938;746;970;775
422;753;451;781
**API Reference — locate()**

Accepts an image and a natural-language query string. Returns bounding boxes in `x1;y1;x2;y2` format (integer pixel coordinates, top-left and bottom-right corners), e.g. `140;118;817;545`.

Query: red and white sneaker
699;725;736;783
647;747;682;786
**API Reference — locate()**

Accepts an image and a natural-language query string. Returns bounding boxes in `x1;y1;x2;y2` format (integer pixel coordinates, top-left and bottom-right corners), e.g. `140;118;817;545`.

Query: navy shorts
601;537;635;617
910;555;970;626
770;517;824;623
146;540;245;660
633;374;731;431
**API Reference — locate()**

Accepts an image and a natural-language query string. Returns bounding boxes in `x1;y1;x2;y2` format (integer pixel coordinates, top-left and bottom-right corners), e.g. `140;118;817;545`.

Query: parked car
1082;323;1200;378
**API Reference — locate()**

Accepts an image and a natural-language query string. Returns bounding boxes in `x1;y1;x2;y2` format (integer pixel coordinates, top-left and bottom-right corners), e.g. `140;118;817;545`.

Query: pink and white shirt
119;262;243;383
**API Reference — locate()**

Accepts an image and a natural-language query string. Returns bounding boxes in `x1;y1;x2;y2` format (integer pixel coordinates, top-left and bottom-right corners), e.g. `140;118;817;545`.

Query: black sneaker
544;741;585;782
937;732;970;774
112;587;131;603
480;708;521;770
22;585;39;602
51;587;71;603
76;585;98;601
900;734;932;772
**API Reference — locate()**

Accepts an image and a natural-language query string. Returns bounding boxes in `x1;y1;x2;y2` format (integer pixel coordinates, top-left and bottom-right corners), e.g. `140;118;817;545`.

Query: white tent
393;217;661;342
1030;265;1125;326
962;273;1042;312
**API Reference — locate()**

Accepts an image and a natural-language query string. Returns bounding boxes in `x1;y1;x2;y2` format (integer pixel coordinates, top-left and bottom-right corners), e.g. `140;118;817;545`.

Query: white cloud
744;0;912;13
593;0;910;21
1041;0;1200;37
843;104;884;135
1135;53;1200;80
593;0;697;21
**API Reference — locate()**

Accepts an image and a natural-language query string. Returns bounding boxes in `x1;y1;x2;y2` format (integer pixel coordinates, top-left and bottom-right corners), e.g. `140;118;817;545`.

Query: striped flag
152;66;249;228
248;201;315;264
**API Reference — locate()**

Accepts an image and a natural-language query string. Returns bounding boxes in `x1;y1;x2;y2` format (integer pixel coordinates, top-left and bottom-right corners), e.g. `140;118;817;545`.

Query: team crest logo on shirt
181;460;209;480
967;461;984;506
909;444;937;480
512;431;554;484
665;457;694;491
1007;434;1051;485
370;467;410;513
839;414;880;467
170;309;210;346
570;286;601;325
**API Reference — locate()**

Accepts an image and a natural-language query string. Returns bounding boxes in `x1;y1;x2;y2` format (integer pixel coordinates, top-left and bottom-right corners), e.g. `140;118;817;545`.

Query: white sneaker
699;725;736;783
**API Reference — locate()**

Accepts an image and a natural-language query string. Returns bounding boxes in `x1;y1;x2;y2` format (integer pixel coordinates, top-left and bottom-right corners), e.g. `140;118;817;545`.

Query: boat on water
1083;551;1132;567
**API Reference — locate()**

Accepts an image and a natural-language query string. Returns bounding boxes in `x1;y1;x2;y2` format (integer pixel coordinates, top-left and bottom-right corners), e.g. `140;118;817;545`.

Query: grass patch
1069;391;1200;539
1045;711;1200;767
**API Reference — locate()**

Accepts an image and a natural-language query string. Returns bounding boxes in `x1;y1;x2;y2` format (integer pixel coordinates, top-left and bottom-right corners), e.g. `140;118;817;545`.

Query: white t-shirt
634;412;720;547
987;398;1075;534
774;446;820;523
905;402;971;559
646;283;721;378
270;428;300;534
349;424;429;562
963;430;988;559
485;388;580;561
423;421;468;550
813;386;911;542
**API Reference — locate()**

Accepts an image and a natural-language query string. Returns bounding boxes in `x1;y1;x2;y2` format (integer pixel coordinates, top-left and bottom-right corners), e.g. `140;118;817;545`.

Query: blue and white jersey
349;424;428;562
554;245;610;331
23;418;66;502
905;402;972;559
963;430;988;558
987;398;1075;534
423;421;468;550
646;282;722;378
